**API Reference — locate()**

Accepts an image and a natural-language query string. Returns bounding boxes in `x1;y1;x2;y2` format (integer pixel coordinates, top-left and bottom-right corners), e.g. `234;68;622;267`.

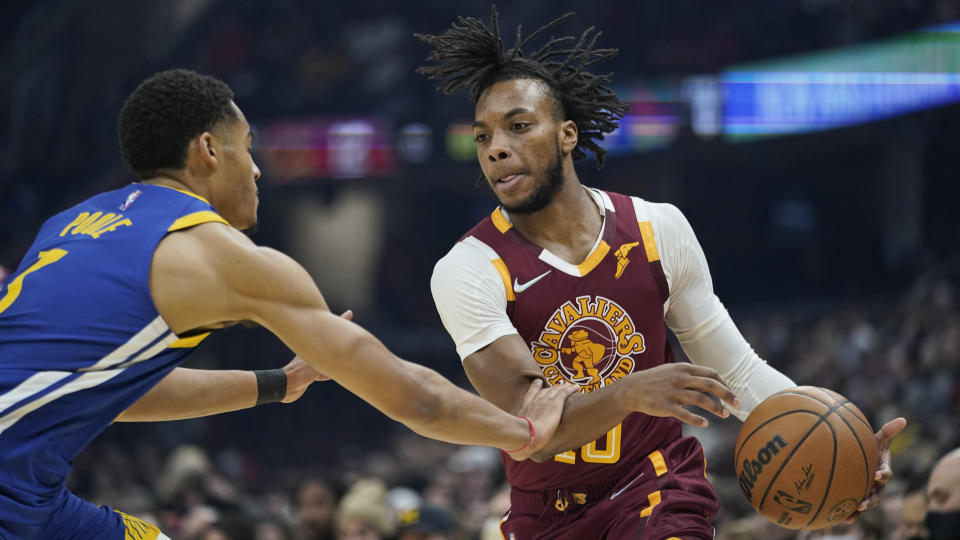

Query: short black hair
118;69;237;179
416;7;628;167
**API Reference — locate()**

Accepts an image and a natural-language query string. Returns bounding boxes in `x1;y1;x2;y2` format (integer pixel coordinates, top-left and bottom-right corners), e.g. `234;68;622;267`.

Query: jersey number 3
554;423;622;465
0;249;68;315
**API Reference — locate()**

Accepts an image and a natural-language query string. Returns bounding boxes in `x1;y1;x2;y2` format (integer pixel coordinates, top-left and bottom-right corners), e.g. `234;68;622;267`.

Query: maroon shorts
499;437;718;540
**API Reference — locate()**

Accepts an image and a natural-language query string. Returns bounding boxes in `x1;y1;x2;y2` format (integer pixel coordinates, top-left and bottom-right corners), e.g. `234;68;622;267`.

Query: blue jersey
0;183;228;536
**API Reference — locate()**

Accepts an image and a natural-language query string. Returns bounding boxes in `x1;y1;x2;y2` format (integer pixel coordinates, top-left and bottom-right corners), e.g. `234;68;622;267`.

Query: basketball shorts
7;487;170;539
500;436;719;540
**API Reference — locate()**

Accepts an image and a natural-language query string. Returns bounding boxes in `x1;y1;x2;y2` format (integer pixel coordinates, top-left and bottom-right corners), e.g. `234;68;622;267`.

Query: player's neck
509;175;603;265
141;174;211;203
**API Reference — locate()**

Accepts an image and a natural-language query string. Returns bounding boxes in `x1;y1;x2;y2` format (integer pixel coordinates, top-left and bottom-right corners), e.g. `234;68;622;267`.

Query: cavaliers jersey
462;189;686;492
0;183;226;535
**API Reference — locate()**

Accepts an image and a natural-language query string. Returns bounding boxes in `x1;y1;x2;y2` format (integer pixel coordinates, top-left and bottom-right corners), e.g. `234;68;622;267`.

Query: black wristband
254;369;287;405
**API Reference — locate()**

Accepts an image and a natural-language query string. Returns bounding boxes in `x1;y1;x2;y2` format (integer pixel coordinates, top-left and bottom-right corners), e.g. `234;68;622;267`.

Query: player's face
474;78;569;214
210;102;261;231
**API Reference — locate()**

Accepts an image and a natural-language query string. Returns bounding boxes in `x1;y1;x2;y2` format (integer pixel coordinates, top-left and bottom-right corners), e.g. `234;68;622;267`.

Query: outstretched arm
116;355;322;422
148;223;575;459
117;312;353;422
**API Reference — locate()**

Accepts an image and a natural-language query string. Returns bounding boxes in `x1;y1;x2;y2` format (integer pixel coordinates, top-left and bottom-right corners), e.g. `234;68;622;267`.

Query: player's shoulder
608;190;687;226
433;235;499;277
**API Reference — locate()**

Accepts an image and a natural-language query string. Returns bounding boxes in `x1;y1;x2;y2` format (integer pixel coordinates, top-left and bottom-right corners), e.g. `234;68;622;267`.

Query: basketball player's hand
509;379;579;461
630;363;740;427
845;416;907;523
281;310;354;402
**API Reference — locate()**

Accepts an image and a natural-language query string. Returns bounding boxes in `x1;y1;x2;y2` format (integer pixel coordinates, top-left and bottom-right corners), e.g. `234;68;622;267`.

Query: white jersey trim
0;315;174;436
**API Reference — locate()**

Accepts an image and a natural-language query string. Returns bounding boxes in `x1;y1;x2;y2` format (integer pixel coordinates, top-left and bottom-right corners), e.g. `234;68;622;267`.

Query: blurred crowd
70;257;959;539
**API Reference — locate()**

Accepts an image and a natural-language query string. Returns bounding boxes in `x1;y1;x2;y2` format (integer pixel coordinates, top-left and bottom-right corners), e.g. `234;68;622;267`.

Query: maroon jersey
464;189;685;492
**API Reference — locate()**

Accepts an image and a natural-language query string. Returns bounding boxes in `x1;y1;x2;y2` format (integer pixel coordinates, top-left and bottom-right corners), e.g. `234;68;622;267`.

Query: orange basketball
734;386;879;530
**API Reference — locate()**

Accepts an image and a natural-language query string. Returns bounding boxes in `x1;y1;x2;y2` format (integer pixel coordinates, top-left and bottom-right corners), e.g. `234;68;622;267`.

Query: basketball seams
832;406;874;502
840;402;873;430
803;420;838;528
756;400;848;514
734;409;823;464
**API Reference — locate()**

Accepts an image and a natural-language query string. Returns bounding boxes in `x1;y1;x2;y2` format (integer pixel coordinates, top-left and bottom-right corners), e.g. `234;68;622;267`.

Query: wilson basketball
734;386;878;530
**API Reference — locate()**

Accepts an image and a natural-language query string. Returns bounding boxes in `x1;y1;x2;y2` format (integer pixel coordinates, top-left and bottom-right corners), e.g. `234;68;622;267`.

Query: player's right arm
149;222;576;460
431;242;739;462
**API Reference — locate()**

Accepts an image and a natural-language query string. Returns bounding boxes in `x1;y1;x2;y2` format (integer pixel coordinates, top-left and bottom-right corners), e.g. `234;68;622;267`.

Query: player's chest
507;247;668;392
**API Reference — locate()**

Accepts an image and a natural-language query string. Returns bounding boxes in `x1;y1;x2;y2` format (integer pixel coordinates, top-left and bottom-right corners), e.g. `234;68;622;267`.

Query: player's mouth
496;173;527;192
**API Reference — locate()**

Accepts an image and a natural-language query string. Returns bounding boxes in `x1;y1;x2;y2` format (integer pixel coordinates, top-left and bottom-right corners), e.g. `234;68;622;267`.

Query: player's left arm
655;202;906;517
655;202;795;419
115;354;328;422
117;311;352;422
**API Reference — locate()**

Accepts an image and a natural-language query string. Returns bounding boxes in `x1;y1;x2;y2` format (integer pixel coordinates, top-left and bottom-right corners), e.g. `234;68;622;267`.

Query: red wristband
505;416;535;454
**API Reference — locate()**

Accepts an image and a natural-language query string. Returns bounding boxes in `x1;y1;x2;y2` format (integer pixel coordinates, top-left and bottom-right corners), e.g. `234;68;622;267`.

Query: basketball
734;386;879;530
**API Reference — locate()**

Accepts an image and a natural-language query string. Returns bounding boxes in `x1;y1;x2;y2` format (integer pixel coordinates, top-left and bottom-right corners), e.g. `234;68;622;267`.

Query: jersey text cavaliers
532;295;645;392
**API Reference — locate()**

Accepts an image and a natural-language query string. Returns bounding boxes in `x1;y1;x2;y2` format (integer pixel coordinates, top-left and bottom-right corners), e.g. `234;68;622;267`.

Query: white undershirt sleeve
651;202;796;420
431;240;519;361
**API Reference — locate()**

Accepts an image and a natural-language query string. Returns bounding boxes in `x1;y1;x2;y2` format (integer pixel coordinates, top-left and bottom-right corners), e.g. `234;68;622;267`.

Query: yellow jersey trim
167;211;230;232
576;240;610;276
151;184;212;205
169;332;211;348
490;258;515;302
491;208;513;233
638;221;660;262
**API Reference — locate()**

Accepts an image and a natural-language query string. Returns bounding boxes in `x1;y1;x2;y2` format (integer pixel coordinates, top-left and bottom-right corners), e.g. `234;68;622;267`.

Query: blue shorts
1;488;167;540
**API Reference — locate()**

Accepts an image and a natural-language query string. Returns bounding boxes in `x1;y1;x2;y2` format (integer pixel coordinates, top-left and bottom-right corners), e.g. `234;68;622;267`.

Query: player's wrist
254;369;287;405
504;416;535;455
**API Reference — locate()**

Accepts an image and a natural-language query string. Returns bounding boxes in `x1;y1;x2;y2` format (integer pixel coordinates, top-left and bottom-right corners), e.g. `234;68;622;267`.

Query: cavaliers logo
531;295;645;392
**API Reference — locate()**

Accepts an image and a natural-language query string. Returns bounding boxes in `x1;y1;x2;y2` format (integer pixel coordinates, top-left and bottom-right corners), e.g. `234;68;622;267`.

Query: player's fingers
339;309;354;321
856;492;882;513
520;378;545;408
670;404;709;427
875;417;907;444
547;383;579;400
679;389;730;419
685;375;741;409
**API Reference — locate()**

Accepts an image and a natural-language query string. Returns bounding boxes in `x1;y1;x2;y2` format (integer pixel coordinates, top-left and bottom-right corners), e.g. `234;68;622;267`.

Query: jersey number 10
554;422;622;465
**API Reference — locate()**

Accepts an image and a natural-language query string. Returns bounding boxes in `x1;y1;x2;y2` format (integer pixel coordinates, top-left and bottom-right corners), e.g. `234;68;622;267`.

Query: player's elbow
389;366;450;429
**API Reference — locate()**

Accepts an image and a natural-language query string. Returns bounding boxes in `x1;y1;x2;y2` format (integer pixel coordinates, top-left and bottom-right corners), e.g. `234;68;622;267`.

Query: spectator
925;447;960;540
336;479;396;540
296;477;339;540
395;504;456;540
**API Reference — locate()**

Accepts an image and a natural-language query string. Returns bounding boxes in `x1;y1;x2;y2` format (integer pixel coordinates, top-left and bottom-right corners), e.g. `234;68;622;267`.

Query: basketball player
0;69;577;539
418;10;906;538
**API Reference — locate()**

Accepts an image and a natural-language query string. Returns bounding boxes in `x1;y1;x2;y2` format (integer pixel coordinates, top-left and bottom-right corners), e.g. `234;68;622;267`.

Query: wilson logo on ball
738;434;789;500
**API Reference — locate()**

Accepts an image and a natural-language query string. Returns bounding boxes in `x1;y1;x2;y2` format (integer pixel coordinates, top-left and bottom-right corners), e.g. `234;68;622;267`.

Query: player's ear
560;120;578;155
187;132;219;172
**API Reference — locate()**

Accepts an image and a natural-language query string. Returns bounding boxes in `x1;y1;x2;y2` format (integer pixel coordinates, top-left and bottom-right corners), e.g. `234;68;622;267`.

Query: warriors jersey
453;189;682;491
0;183;226;535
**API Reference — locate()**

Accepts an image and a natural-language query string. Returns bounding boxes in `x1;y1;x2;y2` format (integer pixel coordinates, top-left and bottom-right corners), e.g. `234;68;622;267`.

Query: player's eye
511;122;529;131
474;133;487;143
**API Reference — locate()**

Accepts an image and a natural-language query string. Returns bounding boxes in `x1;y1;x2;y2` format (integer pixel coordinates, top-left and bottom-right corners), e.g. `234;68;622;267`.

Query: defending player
418;9;906;538
0;69;577;539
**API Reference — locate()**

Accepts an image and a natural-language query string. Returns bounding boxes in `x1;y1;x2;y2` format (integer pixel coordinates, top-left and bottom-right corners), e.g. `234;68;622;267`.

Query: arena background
1;1;959;538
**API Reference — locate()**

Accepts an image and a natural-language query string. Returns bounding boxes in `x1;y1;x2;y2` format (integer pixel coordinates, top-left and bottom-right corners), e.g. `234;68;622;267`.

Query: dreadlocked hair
415;6;628;167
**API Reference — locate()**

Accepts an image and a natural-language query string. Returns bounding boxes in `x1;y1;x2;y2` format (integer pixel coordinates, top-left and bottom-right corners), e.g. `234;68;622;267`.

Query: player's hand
845;416;907;523
627;363;740;427
281;310;353;402
508;379;578;461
